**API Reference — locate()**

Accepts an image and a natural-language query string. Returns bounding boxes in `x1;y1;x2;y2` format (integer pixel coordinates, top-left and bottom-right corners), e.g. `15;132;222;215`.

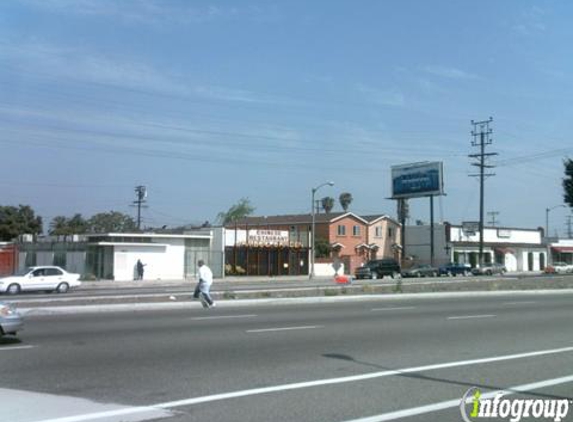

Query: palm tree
321;196;335;214
339;192;353;211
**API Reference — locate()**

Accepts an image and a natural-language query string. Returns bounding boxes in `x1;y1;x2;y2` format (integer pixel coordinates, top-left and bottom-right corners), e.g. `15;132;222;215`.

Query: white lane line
339;374;573;422
371;307;416;312
0;345;34;352
447;314;496;320
503;301;537;305
247;325;323;333
33;345;573;422
191;314;257;321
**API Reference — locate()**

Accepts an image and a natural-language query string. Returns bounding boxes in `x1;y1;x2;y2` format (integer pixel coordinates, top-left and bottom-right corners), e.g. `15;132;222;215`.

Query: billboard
391;161;444;199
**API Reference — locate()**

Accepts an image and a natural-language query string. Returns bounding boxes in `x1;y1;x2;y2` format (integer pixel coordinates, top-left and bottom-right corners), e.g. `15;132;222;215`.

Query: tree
339;192;353;211
49;216;70;237
0;205;43;241
217;198;255;225
564;158;573;208
88;211;137;233
321;197;335;214
49;213;88;239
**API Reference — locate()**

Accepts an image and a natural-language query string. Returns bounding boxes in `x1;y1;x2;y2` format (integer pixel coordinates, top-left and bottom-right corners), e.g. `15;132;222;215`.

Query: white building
548;239;573;265
18;231;221;281
405;223;547;272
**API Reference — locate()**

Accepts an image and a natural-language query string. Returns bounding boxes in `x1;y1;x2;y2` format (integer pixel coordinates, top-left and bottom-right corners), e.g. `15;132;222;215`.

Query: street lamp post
310;181;334;279
545;204;566;238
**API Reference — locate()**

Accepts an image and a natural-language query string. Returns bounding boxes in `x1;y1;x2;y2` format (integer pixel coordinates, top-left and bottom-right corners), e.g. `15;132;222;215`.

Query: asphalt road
1;293;573;422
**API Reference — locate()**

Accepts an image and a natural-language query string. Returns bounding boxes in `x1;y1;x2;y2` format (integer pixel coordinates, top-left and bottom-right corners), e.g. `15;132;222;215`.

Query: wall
314;262;345;277
113;241;185;281
328;215;368;273
404;224;449;265
367;218;402;259
449;226;542;244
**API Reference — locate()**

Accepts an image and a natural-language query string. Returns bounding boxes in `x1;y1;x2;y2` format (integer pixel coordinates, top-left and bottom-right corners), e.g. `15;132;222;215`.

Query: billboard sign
391;161;444;199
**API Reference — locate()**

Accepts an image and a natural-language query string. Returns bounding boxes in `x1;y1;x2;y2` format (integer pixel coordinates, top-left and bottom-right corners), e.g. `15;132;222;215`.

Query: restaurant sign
247;230;289;246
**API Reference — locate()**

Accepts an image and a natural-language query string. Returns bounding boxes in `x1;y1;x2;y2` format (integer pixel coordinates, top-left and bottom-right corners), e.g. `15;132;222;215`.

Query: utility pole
131;185;148;231
469;118;497;267
487;211;500;227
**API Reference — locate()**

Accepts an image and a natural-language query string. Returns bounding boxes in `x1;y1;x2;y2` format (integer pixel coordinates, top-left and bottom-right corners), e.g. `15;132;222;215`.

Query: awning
551;246;573;253
495;247;515;255
355;243;370;250
330;242;346;249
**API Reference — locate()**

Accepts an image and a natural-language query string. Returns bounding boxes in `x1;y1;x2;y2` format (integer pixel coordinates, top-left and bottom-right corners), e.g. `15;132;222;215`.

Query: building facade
230;212;401;275
16;231;219;281
405;223;546;272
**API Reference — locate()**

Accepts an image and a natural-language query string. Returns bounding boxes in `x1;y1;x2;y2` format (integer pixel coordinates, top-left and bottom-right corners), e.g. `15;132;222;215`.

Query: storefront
224;228;309;276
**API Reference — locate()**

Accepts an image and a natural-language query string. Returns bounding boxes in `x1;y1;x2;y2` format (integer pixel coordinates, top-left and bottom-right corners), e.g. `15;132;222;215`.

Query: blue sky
1;0;572;235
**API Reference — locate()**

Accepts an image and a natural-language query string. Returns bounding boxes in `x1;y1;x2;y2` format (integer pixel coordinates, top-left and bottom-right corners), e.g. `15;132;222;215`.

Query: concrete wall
113;241;185;281
314;262;345;277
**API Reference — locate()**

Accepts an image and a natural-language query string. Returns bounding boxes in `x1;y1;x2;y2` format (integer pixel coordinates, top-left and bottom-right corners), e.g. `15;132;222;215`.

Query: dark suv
355;259;401;279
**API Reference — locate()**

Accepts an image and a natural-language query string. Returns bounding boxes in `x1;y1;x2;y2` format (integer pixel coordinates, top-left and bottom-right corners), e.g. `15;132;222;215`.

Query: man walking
194;259;215;308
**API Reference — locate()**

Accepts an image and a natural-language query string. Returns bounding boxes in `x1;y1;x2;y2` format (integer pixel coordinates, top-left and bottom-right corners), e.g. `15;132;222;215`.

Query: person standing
194;259;215;308
136;259;146;280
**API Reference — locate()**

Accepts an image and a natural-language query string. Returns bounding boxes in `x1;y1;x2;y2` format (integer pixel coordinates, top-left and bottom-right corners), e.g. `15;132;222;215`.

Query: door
25;268;49;291
44;267;65;289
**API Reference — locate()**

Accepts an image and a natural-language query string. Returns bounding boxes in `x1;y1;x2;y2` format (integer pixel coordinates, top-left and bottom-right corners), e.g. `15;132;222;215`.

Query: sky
1;0;572;235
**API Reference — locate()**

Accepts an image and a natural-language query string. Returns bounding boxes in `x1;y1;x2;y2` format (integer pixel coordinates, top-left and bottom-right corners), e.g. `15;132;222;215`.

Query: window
388;228;394;238
375;226;383;237
337;225;346;236
352;225;361;236
45;268;63;276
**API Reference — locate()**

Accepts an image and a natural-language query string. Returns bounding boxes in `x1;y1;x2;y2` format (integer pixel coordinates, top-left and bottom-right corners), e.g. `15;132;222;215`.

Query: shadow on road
322;352;571;400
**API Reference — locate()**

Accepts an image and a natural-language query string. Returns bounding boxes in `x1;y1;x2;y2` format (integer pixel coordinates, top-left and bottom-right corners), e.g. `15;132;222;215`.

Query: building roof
232;212;370;226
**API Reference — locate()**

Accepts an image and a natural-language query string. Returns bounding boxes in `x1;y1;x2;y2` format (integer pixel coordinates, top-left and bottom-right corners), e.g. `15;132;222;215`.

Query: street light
310;181;334;279
545;204;566;238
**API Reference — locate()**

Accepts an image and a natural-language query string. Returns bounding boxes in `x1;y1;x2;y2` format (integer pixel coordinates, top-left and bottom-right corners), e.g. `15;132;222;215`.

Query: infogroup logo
460;387;571;422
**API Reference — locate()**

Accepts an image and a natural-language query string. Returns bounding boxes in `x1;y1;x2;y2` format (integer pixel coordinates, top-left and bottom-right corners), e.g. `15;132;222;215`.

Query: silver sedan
0;302;23;336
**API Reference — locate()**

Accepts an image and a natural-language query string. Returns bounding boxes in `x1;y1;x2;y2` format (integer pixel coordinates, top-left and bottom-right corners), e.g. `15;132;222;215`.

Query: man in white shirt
194;259;215;308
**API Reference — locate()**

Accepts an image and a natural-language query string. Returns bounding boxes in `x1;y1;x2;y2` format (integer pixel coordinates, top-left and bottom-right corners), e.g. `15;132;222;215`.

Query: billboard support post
430;195;435;267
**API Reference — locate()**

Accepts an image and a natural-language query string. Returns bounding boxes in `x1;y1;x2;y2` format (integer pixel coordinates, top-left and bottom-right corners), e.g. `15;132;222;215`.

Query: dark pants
193;281;213;305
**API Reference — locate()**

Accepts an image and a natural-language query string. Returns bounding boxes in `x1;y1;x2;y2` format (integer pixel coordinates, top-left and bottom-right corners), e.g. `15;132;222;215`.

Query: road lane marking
371;307;416;312
32;345;573;422
503;301;536;305
191;314;257;321
447;314;496;320
0;345;34;352
339;374;573;422
247;325;323;333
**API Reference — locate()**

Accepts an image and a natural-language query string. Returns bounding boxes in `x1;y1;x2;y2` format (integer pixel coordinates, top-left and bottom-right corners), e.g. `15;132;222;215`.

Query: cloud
424;65;478;80
355;84;405;107
1;40;294;106
511;5;547;36
19;0;274;27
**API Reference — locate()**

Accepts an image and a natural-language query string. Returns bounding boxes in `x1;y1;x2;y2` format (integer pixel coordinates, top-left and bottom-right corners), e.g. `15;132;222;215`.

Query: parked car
0;266;81;295
355;259;401;279
471;263;507;276
438;262;471;277
401;264;439;278
544;262;573;274
0;302;23;336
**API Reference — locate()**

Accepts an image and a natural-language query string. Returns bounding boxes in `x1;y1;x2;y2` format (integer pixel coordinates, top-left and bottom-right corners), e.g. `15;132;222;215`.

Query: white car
0;266;81;295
